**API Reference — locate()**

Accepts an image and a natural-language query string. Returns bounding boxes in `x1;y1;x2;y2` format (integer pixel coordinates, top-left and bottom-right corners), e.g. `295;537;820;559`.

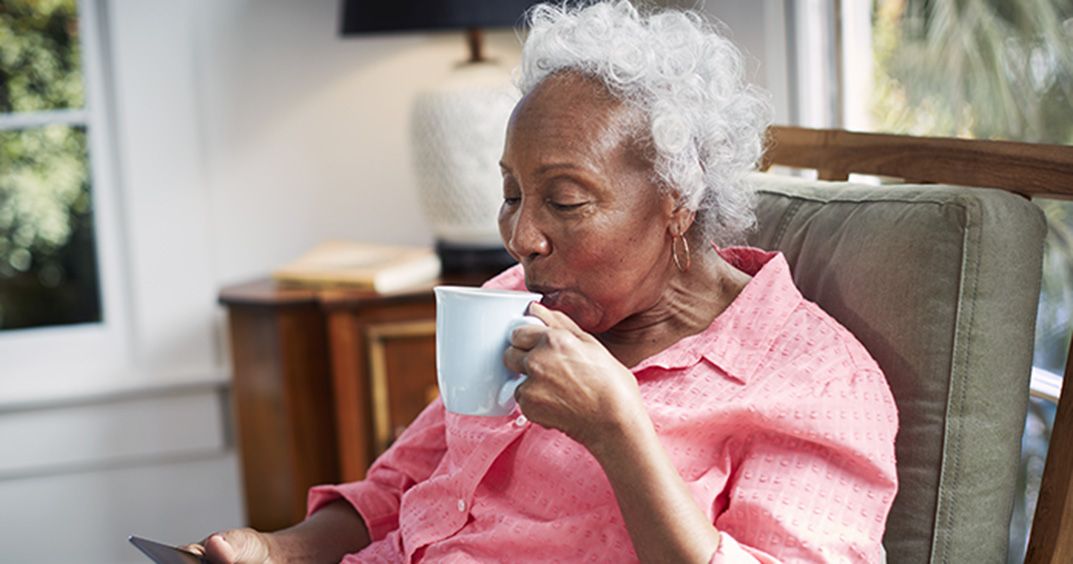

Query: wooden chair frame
760;126;1073;563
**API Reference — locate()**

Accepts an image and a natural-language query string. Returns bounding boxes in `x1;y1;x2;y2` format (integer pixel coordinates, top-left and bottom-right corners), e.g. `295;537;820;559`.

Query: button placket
409;418;530;559
454;424;528;519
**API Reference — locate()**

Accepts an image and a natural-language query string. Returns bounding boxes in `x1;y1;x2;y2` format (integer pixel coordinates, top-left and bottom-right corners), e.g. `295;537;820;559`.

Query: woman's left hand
504;302;646;451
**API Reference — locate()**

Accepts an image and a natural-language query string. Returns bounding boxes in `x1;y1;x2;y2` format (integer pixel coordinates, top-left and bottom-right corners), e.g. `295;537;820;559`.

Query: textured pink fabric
308;247;899;563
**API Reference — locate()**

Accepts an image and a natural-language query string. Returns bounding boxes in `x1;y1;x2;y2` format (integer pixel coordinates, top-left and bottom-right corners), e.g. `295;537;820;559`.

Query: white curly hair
517;1;772;245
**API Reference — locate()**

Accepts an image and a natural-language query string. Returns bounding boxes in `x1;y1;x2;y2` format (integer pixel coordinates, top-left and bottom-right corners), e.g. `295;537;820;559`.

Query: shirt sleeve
710;368;899;563
306;399;448;542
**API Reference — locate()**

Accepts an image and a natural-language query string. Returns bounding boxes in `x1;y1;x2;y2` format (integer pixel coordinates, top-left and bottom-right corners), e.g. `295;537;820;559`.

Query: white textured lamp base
411;63;519;248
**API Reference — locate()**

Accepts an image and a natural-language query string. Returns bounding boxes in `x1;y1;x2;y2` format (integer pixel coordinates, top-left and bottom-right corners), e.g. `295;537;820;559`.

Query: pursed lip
525;282;558;295
525;283;562;305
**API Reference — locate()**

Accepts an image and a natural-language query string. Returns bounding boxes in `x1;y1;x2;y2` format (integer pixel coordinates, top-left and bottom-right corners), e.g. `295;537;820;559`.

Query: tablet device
128;535;208;564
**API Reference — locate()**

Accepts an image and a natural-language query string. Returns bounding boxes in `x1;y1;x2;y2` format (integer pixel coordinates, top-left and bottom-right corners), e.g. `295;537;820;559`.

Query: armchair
754;127;1073;563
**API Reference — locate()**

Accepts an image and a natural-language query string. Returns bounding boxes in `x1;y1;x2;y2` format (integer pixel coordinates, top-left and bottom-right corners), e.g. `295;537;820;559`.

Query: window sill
0;366;229;414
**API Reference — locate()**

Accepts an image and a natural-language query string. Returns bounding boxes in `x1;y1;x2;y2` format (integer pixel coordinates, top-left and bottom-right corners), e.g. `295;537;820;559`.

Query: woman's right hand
182;528;277;564
183;499;369;563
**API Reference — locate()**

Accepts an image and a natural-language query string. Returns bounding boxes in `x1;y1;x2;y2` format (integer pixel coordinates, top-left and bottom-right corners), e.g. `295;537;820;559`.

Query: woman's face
498;74;683;334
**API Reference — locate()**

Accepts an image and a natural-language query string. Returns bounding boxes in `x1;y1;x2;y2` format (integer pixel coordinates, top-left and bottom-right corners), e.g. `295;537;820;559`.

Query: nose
504;201;550;263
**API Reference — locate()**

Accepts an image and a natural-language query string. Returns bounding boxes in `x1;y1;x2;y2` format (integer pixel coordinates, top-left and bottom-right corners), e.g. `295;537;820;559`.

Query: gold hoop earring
672;235;691;273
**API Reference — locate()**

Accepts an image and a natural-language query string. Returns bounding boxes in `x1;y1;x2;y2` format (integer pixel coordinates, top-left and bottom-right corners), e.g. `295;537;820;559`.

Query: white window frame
787;0;839;129
839;0;874;132
0;0;133;401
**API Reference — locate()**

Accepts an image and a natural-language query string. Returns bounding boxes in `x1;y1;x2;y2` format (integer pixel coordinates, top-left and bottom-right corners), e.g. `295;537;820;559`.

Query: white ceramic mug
434;286;543;416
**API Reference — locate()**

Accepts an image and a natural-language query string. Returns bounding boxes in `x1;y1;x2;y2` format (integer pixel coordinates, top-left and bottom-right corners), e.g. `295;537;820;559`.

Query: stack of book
272;241;441;294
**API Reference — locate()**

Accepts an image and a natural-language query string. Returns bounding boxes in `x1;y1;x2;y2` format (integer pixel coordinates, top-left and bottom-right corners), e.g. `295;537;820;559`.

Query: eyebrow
498;161;598;178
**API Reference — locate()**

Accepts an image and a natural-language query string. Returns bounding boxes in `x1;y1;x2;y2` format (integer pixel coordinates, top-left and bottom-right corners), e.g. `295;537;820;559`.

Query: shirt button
514;415;528;427
457;499;466;512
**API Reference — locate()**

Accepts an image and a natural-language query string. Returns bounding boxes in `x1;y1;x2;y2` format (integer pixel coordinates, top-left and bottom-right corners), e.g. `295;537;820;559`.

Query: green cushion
745;173;1045;563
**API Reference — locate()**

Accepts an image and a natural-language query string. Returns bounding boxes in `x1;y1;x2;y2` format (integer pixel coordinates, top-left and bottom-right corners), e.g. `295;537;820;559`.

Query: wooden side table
218;281;337;531
318;288;440;482
219;275;487;530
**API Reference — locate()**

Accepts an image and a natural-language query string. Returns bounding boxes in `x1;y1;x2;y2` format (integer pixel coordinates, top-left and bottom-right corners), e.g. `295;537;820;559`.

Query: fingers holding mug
503;344;527;374
508;315;546;348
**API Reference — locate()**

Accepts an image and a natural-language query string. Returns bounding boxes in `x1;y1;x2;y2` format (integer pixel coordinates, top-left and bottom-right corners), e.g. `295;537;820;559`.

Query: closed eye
549;201;586;211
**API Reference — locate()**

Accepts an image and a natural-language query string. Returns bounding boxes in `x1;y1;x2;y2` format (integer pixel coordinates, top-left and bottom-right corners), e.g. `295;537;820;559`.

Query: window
0;0;101;331
0;0;129;393
822;1;1073;561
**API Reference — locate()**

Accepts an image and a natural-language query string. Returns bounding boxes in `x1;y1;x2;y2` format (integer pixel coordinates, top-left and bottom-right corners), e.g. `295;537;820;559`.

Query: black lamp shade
340;0;545;35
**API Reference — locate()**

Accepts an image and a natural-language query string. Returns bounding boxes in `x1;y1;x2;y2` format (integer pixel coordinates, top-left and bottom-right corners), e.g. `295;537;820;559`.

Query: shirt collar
631;247;803;384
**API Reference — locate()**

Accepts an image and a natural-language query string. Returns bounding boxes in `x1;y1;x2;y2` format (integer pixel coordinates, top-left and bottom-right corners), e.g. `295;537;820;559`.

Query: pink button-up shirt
308;247;898;563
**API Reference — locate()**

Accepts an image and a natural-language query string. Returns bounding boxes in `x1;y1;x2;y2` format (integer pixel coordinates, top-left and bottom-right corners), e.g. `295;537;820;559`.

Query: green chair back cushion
745;173;1046;563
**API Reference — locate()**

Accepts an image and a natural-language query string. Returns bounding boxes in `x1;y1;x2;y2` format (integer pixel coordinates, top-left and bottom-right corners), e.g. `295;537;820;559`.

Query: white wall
0;389;243;563
0;1;790;562
196;1;523;286
667;0;791;124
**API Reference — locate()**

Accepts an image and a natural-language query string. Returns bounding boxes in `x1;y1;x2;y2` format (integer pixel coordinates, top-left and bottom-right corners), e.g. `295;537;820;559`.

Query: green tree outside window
0;0;101;330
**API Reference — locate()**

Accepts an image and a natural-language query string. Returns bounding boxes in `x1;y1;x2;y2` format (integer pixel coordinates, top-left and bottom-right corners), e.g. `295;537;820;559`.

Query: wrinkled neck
597;249;751;368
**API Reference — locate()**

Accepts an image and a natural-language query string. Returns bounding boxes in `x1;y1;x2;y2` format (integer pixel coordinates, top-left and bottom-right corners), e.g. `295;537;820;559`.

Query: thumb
528;302;588;338
204;530;270;564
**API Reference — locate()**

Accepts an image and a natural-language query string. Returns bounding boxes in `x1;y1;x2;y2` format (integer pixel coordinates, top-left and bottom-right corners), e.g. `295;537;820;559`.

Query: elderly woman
190;2;897;562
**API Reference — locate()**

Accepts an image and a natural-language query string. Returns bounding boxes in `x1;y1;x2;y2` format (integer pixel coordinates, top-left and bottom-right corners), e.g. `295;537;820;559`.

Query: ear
658;190;695;235
669;202;696;238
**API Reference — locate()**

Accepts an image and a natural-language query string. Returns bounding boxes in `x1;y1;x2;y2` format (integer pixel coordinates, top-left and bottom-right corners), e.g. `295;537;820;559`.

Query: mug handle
498;315;546;411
